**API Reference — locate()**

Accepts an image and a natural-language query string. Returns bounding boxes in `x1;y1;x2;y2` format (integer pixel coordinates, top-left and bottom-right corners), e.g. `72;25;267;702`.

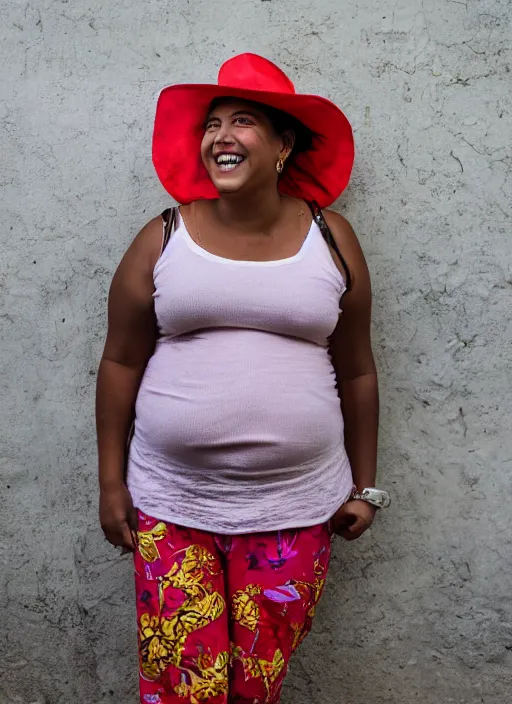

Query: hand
99;482;138;552
330;499;377;541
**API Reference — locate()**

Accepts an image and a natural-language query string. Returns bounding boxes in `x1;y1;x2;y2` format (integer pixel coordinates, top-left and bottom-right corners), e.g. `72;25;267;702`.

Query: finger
121;523;136;551
102;529;125;548
336;523;356;539
346;523;373;541
129;506;139;545
334;515;357;533
333;505;351;521
339;517;365;540
128;504;138;530
339;526;364;541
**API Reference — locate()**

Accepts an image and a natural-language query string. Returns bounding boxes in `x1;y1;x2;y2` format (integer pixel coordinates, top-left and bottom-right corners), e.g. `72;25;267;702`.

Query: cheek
242;131;268;153
242;134;278;169
200;134;213;166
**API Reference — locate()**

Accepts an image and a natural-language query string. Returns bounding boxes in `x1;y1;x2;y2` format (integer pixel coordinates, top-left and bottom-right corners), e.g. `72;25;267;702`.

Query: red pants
135;510;332;704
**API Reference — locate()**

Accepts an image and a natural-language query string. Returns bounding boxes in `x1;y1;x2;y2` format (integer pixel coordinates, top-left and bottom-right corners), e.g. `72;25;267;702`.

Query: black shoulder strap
160;206;177;254
308;201;352;291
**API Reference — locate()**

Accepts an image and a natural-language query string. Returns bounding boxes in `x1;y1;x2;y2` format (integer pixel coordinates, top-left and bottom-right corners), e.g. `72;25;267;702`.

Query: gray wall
1;0;511;702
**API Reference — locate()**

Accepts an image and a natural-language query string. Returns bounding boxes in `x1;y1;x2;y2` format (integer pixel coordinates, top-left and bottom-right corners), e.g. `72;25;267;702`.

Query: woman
97;53;389;704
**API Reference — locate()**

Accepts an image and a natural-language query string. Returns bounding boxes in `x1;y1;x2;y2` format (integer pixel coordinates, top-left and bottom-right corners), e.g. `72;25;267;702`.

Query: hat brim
152;84;354;208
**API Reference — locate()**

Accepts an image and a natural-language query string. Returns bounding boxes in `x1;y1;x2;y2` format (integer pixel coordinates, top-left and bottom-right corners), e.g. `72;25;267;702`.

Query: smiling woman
205;97;314;163
201;99;296;197
201;98;311;201
96;52;387;704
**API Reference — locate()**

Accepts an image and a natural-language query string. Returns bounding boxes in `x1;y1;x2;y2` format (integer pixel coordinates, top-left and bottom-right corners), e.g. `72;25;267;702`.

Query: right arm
96;216;163;550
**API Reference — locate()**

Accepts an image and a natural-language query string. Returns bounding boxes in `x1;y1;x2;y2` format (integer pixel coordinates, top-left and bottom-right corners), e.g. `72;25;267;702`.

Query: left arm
324;209;379;540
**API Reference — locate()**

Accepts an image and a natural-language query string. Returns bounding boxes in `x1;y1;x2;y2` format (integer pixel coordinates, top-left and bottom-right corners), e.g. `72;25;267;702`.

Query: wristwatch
351;487;391;509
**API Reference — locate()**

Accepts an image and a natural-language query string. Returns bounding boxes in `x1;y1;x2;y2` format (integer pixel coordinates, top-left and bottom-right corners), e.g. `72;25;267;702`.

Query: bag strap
160;206;178;254
308;201;352;291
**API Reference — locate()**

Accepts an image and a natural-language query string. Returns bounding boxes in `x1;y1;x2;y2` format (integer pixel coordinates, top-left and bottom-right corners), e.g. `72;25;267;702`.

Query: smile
214;153;245;172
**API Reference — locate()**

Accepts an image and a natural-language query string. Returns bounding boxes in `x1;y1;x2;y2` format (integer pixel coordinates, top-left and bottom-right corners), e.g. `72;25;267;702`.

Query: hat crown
153;53;354;207
218;53;296;95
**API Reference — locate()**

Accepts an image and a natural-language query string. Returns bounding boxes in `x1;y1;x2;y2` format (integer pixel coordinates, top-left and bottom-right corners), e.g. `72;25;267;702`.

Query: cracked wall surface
1;0;511;702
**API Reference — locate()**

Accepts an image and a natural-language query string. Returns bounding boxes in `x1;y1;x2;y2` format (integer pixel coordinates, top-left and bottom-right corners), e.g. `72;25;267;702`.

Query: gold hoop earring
276;157;285;174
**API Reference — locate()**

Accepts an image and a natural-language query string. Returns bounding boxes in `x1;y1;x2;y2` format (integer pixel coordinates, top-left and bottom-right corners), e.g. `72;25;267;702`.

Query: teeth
216;154;244;164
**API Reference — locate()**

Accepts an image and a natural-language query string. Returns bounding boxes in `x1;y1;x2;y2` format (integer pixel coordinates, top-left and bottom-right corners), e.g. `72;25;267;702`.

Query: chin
211;176;248;195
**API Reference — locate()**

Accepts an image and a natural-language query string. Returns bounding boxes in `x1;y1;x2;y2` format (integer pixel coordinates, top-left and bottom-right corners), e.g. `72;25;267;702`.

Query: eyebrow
231;109;261;118
205;109;262;122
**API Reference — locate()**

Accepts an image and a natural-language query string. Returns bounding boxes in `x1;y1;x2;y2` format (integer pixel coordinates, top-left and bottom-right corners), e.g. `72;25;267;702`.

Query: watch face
362;488;391;508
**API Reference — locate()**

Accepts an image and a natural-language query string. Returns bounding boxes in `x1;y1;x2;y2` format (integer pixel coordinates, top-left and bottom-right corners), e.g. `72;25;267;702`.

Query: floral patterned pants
135;510;332;704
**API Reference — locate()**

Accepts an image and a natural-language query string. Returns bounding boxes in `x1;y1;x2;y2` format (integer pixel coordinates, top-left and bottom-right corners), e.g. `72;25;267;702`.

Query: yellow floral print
231;645;285;696
174;681;190;698
138;545;226;681
136;521;331;701
137;522;168;562
312;558;326;602
231;584;261;632
293;559;326;612
174;651;229;703
291;621;304;651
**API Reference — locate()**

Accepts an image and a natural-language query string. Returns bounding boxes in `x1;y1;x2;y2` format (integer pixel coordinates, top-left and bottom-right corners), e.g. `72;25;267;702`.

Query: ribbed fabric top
126;212;353;534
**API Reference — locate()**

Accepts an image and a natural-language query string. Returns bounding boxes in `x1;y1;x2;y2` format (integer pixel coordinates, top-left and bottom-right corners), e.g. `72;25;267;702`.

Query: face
200;98;293;196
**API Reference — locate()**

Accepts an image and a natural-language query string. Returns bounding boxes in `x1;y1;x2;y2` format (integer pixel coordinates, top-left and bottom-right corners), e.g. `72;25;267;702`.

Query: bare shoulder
119;214;165;275
323;209;370;293
323;209;362;254
130;214;164;257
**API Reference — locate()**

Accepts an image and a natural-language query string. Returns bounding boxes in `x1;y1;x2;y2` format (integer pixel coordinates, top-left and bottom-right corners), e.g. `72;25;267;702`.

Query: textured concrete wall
1;0;511;702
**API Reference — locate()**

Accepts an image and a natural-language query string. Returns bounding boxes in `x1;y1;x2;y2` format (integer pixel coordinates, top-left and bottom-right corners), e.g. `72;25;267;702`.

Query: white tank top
126;212;353;533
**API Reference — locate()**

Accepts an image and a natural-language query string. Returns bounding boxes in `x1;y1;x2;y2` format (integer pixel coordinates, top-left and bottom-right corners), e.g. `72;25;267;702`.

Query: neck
213;187;283;234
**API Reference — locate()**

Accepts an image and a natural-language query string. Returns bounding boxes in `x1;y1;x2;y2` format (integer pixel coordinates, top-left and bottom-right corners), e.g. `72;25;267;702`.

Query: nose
213;121;235;145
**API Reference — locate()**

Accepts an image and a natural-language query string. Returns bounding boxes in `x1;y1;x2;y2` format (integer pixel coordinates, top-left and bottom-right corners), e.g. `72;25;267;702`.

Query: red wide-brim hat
153;53;354;208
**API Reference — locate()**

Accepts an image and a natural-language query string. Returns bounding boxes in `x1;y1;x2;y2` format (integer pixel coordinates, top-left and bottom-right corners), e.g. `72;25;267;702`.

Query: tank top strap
160;207;178;255
307;201;352;291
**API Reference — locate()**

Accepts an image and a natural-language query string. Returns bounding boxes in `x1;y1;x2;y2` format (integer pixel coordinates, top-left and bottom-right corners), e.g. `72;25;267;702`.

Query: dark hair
208;97;314;159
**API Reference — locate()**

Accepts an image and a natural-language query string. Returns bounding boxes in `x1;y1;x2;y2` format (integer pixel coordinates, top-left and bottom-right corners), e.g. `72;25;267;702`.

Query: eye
205;119;220;131
233;116;253;126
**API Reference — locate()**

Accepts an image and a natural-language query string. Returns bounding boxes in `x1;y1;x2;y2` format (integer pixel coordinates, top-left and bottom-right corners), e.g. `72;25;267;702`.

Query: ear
279;129;295;160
